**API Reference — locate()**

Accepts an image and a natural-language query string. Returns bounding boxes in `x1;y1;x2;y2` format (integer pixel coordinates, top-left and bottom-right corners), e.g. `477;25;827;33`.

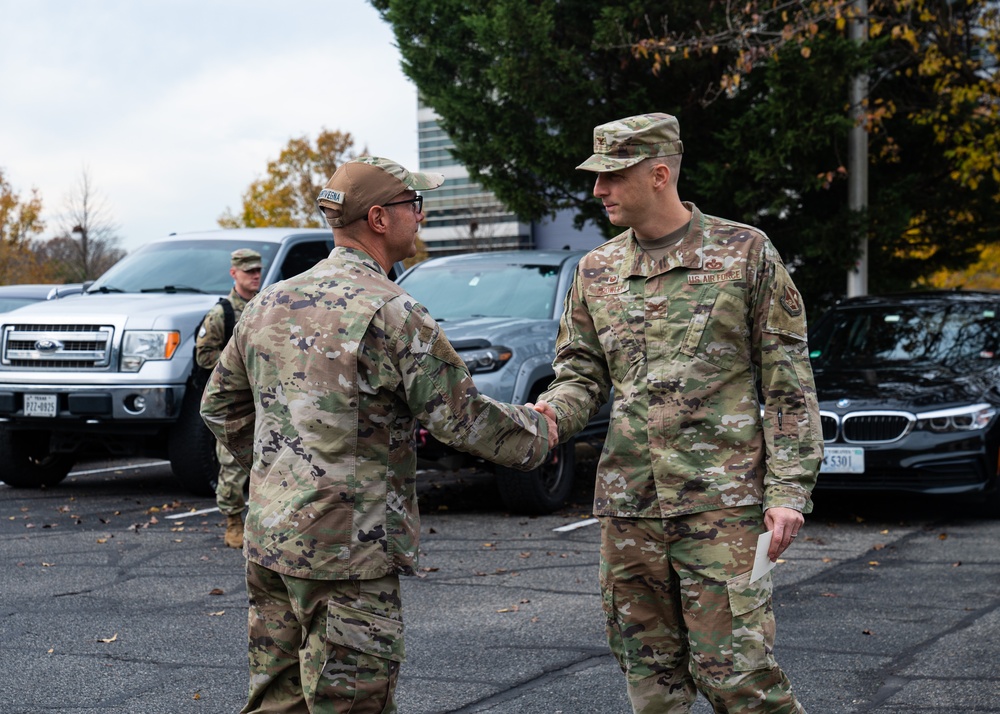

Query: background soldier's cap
576;113;684;172
316;156;445;228
230;248;262;271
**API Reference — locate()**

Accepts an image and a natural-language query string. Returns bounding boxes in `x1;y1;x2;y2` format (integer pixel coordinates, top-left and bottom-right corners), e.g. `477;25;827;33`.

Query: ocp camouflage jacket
540;203;822;518
200;247;550;580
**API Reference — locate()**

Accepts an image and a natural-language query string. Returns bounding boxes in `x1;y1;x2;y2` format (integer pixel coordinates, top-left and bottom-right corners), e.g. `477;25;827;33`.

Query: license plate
821;446;865;473
24;394;58;418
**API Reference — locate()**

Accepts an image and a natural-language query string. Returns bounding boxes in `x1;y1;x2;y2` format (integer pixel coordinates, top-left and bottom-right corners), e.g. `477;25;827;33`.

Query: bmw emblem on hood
836;398;851;408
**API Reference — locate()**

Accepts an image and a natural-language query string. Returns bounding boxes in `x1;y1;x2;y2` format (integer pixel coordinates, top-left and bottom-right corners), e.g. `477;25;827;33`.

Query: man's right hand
528;400;559;450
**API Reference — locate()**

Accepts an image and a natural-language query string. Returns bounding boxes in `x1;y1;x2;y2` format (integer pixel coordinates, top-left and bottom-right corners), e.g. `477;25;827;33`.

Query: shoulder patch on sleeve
779;285;803;317
766;280;807;340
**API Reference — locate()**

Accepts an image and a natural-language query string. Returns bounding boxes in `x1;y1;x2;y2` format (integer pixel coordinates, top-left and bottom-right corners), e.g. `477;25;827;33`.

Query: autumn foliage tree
0;167;51;283
629;0;1000;295
219;129;358;229
372;0;1000;314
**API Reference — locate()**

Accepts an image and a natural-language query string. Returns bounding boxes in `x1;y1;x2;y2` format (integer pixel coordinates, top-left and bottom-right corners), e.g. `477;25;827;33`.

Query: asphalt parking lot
2;457;1000;713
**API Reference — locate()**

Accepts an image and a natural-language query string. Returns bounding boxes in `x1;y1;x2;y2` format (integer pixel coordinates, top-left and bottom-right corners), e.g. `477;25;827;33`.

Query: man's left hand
764;506;804;561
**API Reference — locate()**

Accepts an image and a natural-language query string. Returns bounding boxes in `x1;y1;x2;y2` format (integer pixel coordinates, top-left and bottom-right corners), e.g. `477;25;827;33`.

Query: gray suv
398;250;609;514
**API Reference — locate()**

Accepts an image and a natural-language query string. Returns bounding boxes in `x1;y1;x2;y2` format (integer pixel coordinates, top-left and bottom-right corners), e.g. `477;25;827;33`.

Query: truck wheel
167;388;219;497
0;428;74;488
495;438;576;515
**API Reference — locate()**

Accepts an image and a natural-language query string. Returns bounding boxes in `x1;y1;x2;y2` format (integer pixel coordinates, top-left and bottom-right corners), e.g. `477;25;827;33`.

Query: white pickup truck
0;227;340;495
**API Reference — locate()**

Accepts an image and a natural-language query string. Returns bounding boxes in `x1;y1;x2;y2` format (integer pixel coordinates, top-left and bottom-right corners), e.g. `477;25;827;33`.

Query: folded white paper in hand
749;530;777;584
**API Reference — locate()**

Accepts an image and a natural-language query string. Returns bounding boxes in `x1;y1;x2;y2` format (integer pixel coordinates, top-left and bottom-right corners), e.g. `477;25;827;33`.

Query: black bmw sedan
808;291;1000;513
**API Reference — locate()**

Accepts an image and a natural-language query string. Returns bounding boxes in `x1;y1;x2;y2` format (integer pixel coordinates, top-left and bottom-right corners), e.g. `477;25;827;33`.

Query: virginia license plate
821;446;865;473
24;394;57;417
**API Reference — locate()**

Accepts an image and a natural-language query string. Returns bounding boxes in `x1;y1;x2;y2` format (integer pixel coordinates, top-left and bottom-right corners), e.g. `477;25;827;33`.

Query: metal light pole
72;224;89;281
847;0;869;297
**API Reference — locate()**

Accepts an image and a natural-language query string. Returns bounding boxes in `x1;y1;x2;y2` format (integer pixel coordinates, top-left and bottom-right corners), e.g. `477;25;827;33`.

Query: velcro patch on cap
318;188;345;204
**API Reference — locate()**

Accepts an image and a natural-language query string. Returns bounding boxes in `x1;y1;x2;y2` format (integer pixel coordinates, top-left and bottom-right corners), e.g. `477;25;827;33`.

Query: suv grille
820;414;838;441
1;324;114;369
842;413;912;442
820;410;914;444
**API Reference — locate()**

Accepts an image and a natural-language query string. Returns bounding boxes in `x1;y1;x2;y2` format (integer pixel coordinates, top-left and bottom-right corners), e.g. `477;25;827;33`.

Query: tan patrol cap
577;113;684;172
230;248;262;271
317;156;445;228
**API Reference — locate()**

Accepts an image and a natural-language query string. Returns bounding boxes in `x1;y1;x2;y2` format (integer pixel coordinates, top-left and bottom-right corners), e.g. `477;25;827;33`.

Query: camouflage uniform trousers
600;506;806;714
243;562;405;714
215;439;247;515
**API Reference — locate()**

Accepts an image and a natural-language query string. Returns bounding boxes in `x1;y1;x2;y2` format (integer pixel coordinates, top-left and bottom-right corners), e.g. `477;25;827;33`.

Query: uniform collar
332;246;389;278
623;202;704;277
227;286;251;308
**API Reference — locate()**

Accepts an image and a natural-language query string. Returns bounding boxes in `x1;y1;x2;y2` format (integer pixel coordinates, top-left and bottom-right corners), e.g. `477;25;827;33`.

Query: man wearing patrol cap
535;114;822;712
195;247;262;549
201;156;557;713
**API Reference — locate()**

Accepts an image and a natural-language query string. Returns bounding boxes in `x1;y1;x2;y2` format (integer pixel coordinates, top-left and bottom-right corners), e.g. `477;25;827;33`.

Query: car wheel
167;386;219;497
0;427;74;488
495;438;576;515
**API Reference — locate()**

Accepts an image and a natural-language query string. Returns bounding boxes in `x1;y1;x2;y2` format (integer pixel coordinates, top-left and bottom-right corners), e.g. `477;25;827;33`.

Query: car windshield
400;260;561;320
87;240;279;294
810;301;1000;369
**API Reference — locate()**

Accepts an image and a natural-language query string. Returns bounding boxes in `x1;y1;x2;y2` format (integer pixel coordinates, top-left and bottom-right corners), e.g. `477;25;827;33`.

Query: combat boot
224;513;244;549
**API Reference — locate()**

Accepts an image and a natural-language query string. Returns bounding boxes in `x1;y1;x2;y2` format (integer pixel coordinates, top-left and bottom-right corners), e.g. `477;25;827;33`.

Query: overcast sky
0;0;418;253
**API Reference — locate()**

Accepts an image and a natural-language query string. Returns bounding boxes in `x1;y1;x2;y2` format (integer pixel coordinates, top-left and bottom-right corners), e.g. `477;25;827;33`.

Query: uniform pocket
680;288;746;371
321;601;405;712
326;601;405;662
726;570;777;672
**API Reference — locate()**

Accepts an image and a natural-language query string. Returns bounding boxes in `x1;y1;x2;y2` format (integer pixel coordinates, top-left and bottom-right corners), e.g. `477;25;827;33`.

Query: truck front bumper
0;384;185;422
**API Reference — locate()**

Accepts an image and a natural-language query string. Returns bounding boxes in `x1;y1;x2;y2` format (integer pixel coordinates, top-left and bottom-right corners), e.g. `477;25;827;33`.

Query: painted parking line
552;517;599;533
165;506;220;519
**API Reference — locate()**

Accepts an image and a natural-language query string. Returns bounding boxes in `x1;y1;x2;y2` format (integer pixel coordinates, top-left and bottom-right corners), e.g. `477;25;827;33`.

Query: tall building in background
417;102;602;255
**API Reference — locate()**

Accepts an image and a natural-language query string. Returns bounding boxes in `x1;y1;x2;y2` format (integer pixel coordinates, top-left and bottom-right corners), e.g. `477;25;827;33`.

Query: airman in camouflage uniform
200;157;556;714
537;114;823;713
195;247;262;549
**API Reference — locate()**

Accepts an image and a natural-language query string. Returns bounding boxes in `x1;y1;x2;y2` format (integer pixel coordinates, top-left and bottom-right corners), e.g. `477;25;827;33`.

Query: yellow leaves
801;46;812;59
97;633;118;644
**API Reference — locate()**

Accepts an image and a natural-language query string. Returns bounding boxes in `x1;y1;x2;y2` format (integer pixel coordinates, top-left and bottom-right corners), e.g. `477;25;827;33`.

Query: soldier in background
535;114;823;713
194;248;261;549
200;157;556;713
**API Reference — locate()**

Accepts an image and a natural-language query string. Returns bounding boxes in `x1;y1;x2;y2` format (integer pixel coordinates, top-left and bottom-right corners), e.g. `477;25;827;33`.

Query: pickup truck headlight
459;346;512;374
121;330;181;372
914;404;997;432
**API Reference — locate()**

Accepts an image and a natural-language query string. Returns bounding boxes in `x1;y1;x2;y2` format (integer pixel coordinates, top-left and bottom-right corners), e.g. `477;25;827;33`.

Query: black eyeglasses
381;195;423;215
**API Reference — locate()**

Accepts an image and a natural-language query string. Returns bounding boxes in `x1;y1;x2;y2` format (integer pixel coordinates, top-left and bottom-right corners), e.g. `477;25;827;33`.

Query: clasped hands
525;400;559;451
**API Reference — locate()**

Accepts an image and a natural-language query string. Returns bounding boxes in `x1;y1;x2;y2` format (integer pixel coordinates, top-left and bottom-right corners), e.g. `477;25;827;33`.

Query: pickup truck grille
1;324;114;369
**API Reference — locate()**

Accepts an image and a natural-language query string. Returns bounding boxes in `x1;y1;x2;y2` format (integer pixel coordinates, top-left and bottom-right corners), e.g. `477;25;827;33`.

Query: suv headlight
459;346;512;374
914;403;997;432
121;330;181;372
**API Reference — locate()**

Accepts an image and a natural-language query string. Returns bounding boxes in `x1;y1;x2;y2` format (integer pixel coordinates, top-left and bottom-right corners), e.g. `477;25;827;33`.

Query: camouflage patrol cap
576;113;684;172
316;156;445;228
230;248;262;271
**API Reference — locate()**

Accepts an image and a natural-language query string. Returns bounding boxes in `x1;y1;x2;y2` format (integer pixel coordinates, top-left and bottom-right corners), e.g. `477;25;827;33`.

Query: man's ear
650;162;671;190
367;205;389;235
